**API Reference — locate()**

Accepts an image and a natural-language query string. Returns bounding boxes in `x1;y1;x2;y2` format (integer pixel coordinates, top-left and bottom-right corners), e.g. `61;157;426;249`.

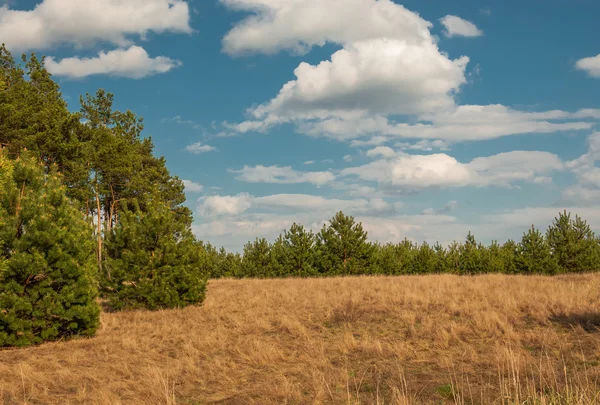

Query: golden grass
2;274;600;404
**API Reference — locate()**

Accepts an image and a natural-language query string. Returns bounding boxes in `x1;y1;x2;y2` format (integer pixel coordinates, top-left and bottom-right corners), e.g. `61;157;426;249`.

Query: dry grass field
1;274;600;405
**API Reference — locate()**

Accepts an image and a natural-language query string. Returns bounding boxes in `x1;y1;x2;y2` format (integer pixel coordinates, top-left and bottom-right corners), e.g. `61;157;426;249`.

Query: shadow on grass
549;312;600;332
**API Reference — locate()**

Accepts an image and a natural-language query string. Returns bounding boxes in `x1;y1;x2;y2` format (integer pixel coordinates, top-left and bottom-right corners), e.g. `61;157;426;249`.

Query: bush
0;153;99;347
103;197;207;311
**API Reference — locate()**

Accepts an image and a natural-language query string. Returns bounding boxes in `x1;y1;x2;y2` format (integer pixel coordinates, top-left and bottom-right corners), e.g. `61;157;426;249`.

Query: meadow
1;274;599;405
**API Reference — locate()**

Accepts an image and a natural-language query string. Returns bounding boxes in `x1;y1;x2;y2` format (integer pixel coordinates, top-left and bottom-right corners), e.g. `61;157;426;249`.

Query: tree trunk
94;180;104;277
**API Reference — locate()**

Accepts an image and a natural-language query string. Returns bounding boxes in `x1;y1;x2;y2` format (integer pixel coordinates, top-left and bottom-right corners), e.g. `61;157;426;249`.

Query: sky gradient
2;0;600;252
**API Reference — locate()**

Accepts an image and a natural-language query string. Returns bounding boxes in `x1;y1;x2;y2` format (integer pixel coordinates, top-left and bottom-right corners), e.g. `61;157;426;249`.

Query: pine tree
501;239;519;274
240;238;273;278
413;242;438;274
458;232;485;274
315;212;375;275
517;225;559;274
103;196;207;311
0;153;99;347
546;210;599;273
280;223;317;277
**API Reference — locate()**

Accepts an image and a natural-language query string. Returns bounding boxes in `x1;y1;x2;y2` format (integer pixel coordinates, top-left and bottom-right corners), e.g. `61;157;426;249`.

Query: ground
1;274;600;404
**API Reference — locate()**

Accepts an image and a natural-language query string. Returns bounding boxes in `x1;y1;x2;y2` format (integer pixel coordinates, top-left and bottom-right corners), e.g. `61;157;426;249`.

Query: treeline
0;46;207;347
200;211;600;278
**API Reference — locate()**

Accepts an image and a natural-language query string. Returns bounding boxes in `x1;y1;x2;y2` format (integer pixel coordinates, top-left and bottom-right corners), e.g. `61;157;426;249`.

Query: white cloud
0;0;191;51
303;160;315;165
439;15;483;38
45;46;181;78
241;38;469;122
562;132;600;203
575;54;600;78
221;1;599;146
230;165;335;186
185;142;217;154
395;139;450;151
220;0;433;55
343;155;353;162
199;193;254;216
290;105;596;142
182;180;204;193
366;146;396;159
342;150;563;189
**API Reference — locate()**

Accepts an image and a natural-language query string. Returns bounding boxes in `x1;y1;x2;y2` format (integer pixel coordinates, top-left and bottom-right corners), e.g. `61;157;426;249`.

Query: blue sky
2;0;600;251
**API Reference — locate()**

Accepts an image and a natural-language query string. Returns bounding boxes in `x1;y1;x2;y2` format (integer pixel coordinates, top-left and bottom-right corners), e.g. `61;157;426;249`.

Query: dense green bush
103;197;207;311
0;154;99;347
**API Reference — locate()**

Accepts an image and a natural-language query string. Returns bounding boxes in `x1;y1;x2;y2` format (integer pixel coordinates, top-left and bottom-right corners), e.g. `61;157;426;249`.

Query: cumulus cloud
221;1;598;144
45;46;181;78
220;0;433;55
0;0;191;51
575;54;600;78
439;15;483;38
182;180;204;193
238;38;468;123
562;132;600;204
342;150;563;190
366;146;396;159
221;0;474;137
229;165;335;186
199;193;254;216
185;142;217;154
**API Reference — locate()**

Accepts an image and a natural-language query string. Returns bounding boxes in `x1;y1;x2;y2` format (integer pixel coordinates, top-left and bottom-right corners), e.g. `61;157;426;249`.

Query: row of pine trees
201;211;600;278
1;45;600;348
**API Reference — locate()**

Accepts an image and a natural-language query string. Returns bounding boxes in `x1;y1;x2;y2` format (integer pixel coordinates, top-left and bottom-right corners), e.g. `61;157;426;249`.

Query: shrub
103;197;207;311
0;153;99;347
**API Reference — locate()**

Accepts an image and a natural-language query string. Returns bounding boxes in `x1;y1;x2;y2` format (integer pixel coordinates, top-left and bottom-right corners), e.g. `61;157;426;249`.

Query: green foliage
280;223;317;277
103;197;207;311
241;238;273;278
316;212;375;275
546;210;600;273
0;153;99;347
517;226;559;274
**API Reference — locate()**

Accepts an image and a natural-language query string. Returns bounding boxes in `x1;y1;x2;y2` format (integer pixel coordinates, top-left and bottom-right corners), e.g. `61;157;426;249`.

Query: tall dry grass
1;274;600;404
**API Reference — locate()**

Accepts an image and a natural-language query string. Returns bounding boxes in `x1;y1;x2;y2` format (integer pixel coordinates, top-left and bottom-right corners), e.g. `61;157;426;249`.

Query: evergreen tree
413;242;438;274
315;212;375;275
240;238;273;278
517;225;559;274
484;241;506;273
0;153;99;347
103;196;207;311
501;239;519;274
216;247;242;278
546;210;599;273
280;223;317;277
458;232;485;274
